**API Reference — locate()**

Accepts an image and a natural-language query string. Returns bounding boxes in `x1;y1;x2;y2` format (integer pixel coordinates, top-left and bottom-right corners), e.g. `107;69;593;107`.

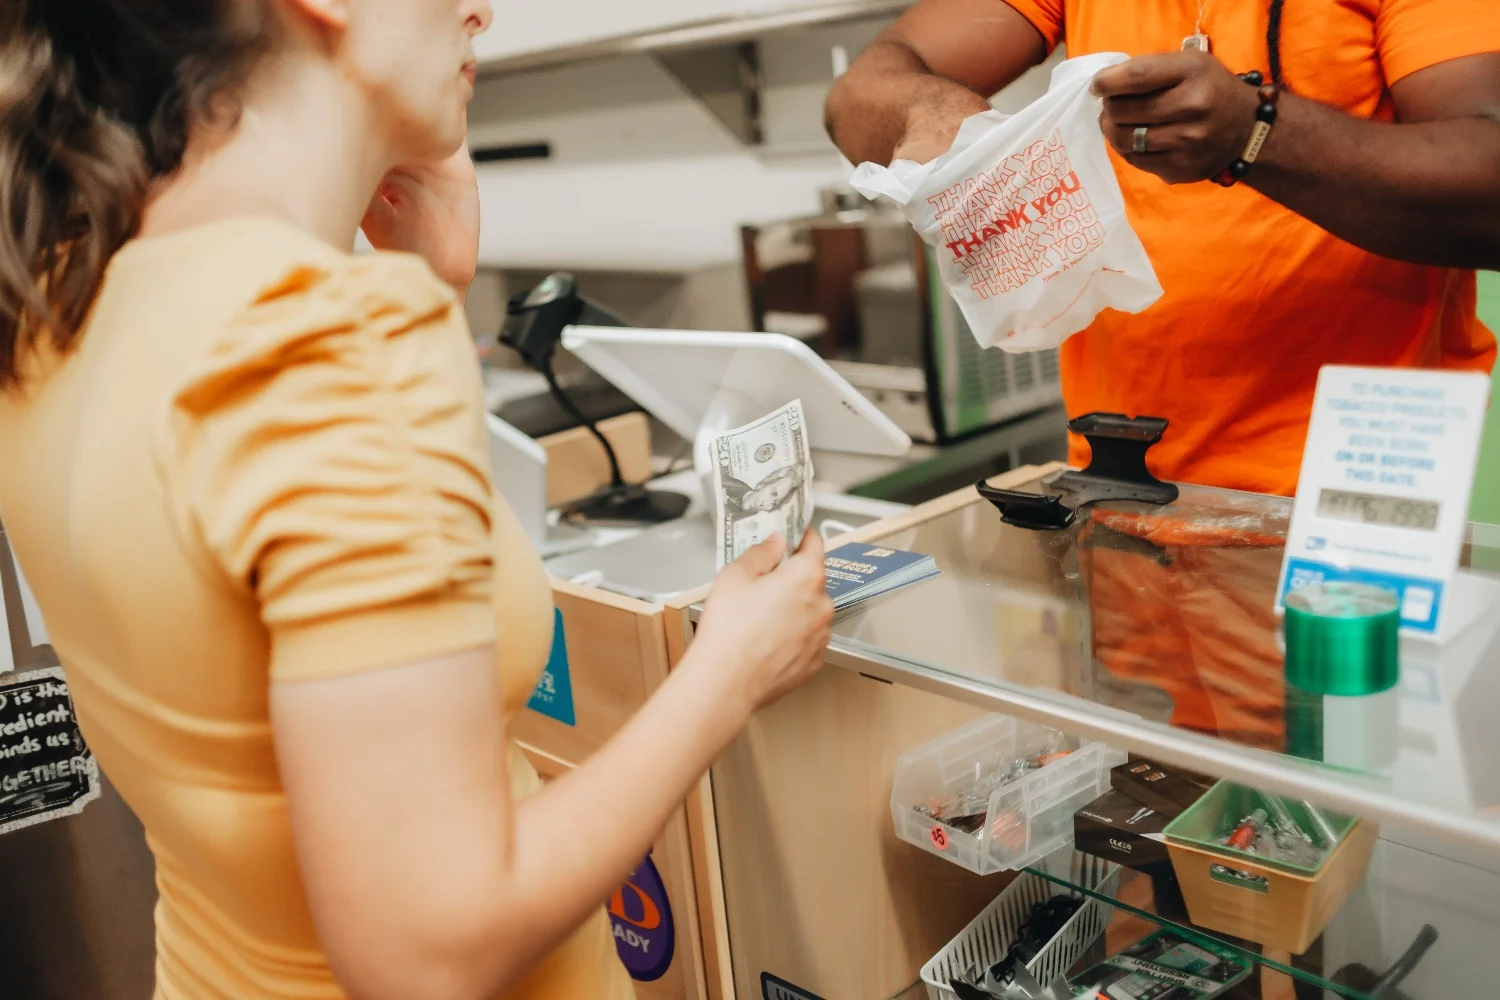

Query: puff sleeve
170;255;497;683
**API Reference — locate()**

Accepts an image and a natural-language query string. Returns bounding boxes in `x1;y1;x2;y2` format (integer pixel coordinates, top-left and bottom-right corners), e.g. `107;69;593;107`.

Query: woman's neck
141;54;392;252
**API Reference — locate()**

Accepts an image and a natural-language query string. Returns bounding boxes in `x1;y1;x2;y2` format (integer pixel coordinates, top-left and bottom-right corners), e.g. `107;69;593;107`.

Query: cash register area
4;8;1500;1000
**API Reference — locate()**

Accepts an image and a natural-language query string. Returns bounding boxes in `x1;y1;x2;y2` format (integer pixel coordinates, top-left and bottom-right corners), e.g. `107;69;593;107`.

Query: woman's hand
691;531;835;716
361;146;481;296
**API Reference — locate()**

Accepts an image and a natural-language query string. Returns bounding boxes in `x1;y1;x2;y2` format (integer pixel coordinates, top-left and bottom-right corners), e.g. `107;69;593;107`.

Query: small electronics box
1111;758;1215;818
1074;790;1171;870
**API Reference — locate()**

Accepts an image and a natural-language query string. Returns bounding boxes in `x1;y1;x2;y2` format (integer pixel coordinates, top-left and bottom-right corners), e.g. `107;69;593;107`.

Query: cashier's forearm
824;0;1048;166
825;40;988;166
1248;92;1500;270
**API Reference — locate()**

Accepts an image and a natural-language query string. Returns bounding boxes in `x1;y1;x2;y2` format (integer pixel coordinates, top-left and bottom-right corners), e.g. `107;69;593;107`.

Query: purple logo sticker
609;855;674;981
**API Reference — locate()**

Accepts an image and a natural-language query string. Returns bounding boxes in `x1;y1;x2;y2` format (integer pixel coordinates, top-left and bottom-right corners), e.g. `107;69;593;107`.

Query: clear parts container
891;714;1125;876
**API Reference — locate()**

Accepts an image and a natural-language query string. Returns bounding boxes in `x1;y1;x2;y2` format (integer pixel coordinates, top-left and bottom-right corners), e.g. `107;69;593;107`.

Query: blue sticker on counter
762;972;826;1000
609;855;674;981
1281;558;1444;633
525;608;576;726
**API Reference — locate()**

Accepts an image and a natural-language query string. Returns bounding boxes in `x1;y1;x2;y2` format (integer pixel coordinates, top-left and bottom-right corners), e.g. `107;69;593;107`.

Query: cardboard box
1112;758;1215;817
1074;790;1191;920
1074;790;1172;869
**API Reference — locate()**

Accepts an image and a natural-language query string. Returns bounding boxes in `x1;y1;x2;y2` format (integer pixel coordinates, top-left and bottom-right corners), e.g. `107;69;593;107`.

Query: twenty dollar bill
712;400;815;570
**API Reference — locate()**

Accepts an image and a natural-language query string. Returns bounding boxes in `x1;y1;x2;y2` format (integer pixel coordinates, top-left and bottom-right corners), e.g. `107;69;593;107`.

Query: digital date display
1317;489;1440;531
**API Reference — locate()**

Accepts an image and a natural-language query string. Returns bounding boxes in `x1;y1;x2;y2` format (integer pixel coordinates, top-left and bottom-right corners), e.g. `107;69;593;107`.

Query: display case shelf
1060;907;1376;1000
682;467;1500;1000
798;474;1500;854
1021;839;1492;1000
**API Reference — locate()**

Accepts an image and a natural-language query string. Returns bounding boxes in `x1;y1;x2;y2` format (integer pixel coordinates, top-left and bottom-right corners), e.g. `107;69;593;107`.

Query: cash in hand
710;399;815;570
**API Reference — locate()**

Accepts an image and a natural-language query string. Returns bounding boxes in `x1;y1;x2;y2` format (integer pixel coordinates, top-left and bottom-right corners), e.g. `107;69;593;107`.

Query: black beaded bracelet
1215;71;1281;187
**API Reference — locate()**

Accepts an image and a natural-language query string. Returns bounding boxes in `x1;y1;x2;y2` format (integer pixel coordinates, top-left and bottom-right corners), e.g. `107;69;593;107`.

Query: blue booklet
824;543;941;614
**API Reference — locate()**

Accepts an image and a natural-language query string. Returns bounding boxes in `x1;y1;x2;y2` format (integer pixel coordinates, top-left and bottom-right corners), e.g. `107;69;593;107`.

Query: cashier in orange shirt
827;0;1500;493
825;1;1500;748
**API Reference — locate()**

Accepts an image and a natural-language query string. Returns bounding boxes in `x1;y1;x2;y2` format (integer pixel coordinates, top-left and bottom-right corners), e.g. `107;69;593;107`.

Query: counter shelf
675;465;1500;1000
704;469;1500;853
1019;839;1470;1000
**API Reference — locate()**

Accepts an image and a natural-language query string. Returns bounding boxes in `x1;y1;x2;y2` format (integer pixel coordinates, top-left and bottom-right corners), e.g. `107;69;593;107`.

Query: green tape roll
1284;582;1400;696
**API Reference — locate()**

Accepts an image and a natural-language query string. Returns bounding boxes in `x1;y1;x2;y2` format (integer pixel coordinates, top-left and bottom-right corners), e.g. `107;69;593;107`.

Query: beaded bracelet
1214;71;1281;188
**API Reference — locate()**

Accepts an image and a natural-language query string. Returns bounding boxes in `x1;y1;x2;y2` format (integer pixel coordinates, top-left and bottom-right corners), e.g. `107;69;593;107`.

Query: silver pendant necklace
1182;0;1212;51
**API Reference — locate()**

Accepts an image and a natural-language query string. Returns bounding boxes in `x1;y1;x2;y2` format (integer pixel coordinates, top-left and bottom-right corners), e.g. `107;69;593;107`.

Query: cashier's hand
361;145;481;296
1092;52;1262;185
693;532;834;714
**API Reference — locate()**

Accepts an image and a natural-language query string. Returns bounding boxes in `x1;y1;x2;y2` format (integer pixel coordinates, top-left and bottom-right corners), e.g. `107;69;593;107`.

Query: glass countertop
823;476;1500;852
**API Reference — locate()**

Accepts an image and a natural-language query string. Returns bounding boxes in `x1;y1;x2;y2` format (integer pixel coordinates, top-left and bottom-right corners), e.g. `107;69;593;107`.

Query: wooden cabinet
660;468;1054;1000
517;578;710;1000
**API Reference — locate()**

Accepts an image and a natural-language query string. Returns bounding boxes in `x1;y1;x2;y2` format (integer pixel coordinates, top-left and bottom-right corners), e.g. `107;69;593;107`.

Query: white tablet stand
561;326;912;500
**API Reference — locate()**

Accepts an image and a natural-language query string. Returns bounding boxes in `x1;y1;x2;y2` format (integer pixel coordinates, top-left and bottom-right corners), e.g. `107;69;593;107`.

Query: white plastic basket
892;714;1125;875
920;852;1119;1000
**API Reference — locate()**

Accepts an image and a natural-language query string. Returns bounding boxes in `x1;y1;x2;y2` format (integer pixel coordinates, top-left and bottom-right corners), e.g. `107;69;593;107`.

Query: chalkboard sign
0;667;98;835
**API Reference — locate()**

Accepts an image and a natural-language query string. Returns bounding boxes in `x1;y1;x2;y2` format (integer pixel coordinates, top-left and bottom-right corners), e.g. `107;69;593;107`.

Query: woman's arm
272;532;832;1000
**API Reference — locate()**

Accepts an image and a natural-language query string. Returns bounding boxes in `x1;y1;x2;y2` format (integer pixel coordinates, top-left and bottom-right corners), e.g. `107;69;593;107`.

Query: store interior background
459;11;1500;519
2;7;1498;999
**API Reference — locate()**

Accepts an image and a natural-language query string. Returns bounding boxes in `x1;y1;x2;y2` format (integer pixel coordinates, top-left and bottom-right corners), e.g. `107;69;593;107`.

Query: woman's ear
282;0;349;28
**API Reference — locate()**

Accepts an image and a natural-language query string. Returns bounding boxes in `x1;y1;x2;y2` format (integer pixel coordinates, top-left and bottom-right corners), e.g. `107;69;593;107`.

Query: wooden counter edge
662;461;1064;1000
634;595;712;1000
547;574;667;613
537;578;714;1000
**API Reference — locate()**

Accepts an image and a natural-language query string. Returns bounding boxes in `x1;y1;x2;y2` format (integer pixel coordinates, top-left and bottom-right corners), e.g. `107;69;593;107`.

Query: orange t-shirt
1003;0;1500;495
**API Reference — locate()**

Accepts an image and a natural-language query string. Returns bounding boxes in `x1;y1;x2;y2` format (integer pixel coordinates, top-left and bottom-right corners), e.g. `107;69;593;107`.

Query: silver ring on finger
1132;126;1149;155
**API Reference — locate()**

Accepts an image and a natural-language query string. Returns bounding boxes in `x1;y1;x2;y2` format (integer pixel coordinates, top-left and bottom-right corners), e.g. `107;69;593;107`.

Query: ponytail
0;1;275;389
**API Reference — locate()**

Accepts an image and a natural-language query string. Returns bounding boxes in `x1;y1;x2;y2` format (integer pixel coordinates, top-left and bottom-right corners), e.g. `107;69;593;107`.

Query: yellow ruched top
0;217;633;1000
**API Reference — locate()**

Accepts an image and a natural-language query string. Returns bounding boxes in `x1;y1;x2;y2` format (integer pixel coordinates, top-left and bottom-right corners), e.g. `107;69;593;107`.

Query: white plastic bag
850;52;1163;353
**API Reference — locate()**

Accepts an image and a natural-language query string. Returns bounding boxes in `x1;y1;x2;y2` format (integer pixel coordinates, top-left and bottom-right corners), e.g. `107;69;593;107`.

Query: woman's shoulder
188;216;460;345
158;217;473;413
117;215;463;352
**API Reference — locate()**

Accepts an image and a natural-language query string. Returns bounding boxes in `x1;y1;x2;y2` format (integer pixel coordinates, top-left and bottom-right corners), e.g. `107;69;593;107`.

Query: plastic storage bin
920;852;1119;1000
1162;781;1377;954
892;714;1126;875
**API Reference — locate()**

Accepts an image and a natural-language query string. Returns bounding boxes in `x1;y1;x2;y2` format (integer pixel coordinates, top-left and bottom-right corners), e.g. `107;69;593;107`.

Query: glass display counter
826;474;1500;850
684;467;1500;1000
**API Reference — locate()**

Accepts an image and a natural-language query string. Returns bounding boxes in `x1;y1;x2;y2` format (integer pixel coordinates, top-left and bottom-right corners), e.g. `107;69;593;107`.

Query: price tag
1277;366;1491;638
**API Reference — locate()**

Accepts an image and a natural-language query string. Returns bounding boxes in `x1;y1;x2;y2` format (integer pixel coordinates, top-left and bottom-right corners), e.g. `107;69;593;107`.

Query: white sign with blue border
1277;365;1491;638
525;608;576;726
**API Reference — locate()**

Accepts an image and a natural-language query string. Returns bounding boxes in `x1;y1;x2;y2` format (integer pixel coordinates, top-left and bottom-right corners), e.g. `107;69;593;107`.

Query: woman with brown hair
0;2;835;998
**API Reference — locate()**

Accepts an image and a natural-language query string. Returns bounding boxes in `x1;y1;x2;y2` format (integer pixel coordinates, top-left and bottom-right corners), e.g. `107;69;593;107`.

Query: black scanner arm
978;413;1180;530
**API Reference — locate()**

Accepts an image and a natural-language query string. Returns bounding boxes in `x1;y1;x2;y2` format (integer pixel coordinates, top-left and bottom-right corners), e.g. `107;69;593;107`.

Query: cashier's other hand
694;532;834;713
361;145;481;295
1092;52;1261;185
